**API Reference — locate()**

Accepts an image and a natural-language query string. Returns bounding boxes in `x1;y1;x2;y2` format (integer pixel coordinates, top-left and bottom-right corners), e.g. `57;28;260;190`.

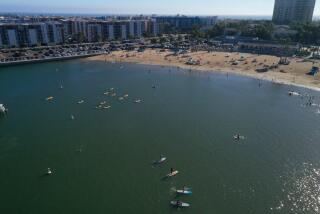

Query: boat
111;93;117;97
124;94;129;98
103;106;111;109
134;99;142;104
47;168;52;175
104;92;110;95
77;100;84;104
46;96;54;101
100;101;107;105
170;201;190;208
118;97;124;101
176;188;192;195
0;104;7;114
153;156;167;165
70;115;75;120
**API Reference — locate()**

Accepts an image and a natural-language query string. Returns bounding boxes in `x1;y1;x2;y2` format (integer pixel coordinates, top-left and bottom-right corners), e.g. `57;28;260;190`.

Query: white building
121;24;127;40
87;23;102;42
74;21;88;36
0;33;2;47
149;19;159;36
108;25;114;40
7;29;18;47
28;28;38;46
129;21;135;38
40;23;49;44
46;22;63;44
136;21;143;38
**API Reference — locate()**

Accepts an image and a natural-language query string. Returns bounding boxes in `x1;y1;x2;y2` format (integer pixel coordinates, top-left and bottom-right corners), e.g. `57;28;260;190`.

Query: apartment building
272;0;316;24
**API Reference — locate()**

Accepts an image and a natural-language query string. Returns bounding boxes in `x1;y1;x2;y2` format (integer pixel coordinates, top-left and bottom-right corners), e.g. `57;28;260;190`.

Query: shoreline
87;49;320;92
139;61;320;92
0;52;105;67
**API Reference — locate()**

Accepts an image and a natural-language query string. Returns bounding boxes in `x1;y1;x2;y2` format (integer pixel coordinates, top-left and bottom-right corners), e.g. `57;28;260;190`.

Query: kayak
176;189;192;195
166;170;179;177
234;135;245;140
171;201;190;207
47;168;52;175
0;104;6;114
153;157;167;165
288;91;300;96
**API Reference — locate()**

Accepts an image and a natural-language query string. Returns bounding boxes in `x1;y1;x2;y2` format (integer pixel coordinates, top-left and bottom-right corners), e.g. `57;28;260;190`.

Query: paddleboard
176;189;192;195
171;201;190;207
167;170;179;177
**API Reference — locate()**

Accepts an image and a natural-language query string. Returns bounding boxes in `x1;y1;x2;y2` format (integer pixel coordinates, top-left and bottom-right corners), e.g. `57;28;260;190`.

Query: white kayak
234;135;245;140
47;168;52;175
46;96;54;101
153;157;167;165
171;201;190;207
288;91;300;96
0;104;6;114
166;170;179;177
176;189;192;195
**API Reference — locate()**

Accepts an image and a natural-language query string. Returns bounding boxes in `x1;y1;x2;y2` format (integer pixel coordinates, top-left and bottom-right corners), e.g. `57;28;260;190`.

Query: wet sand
88;49;320;91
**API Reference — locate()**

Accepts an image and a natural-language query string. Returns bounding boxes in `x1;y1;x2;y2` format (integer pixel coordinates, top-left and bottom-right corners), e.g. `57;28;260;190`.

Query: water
1;59;320;214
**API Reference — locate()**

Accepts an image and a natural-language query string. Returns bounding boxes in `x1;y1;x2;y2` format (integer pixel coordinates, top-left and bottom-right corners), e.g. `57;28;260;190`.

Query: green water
1;59;320;214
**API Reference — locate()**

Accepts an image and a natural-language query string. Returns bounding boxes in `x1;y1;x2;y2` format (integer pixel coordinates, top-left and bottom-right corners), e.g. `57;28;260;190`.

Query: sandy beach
88;49;320;91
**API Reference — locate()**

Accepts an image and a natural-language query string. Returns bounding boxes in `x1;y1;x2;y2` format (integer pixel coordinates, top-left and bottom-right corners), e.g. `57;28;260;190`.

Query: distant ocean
0;12;271;19
0;12;319;21
218;15;271;20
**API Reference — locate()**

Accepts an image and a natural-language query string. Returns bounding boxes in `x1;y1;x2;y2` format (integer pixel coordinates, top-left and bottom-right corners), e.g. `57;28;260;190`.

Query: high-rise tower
272;0;316;24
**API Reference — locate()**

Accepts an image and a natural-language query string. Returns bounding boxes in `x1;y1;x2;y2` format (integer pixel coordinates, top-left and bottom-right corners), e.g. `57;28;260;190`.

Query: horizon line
0;11;277;16
0;11;319;18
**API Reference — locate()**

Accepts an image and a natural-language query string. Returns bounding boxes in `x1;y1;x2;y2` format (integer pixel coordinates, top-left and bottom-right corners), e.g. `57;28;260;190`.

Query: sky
0;0;319;16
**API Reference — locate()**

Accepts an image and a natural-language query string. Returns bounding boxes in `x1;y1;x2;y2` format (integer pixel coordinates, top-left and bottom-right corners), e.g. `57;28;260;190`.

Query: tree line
188;20;320;45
